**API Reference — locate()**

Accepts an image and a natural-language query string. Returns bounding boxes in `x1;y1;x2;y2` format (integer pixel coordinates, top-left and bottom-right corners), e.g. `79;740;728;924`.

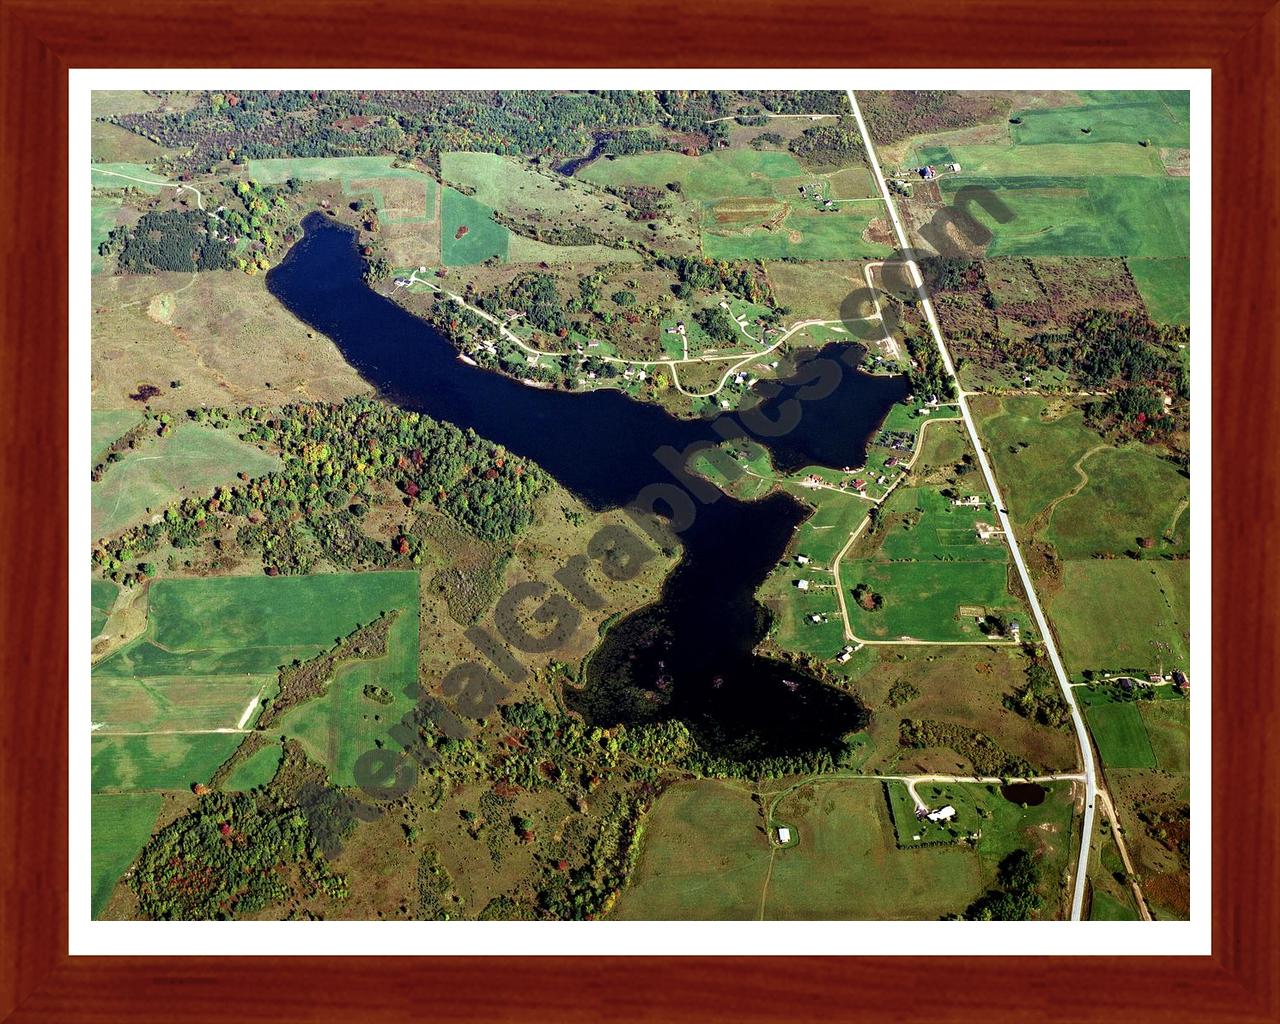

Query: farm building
776;827;792;844
796;554;810;565
794;579;810;591
926;805;957;823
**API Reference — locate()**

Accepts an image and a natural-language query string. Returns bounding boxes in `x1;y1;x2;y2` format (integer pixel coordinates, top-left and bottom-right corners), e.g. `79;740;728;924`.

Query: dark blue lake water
268;213;907;759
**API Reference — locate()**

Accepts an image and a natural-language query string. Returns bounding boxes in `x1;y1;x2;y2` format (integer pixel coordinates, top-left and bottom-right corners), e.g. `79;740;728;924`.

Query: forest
103;209;233;274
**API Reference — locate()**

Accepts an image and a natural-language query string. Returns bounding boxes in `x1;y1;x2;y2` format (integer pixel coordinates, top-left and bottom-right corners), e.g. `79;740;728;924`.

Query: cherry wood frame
2;1;1275;1020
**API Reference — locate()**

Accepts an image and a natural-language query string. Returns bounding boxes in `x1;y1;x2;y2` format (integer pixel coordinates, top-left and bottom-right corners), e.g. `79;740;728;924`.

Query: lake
267;213;907;760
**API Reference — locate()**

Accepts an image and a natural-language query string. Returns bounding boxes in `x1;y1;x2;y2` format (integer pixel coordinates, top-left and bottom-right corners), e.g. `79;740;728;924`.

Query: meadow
1045;447;1189;558
92;579;119;637
913;141;1166;177
91;792;162;917
1127;257;1190;325
91;420;281;539
1084;701;1157;769
842;559;1020;642
1010;91;1189;148
1138;696;1191;773
441;186;510;265
614;774;1076;919
92;572;420;790
937;174;1189;258
1049;559;1190;674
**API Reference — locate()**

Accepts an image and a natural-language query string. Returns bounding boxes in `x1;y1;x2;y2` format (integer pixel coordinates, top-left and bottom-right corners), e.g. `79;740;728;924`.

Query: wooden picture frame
1;1;1274;1019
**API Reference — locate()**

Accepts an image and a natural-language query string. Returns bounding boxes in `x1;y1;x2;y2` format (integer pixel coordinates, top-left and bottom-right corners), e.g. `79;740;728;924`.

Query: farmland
441;187;509;265
91;792;163;917
91;579;119;638
1048;559;1190;675
1127;257;1190;325
1084;701;1157;769
614;775;1076;920
92;572;420;791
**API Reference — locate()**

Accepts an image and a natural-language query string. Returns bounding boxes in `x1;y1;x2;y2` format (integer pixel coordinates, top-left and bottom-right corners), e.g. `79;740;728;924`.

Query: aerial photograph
87;87;1191;924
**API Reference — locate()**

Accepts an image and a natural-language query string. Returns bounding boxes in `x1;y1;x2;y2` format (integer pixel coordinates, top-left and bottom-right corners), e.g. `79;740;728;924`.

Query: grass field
703;201;891;261
764;260;869;320
974;396;1106;529
842;559;1021;642
91;792;162;917
91;410;141;464
90;163;169;193
506;235;641;266
1127;257;1190;325
1011;91;1190;148
1046;447;1189;558
615;775;1075;919
91;196;124;273
223;742;284;791
91;420;281;539
1049;559;1190;675
1138;698;1190;773
914;141;1166;177
937;174;1189;258
1085;701;1157;769
1090;889;1140;920
877;488;1004;563
92;579;119;638
580;148;810;200
93;572;420;790
441;186;509;265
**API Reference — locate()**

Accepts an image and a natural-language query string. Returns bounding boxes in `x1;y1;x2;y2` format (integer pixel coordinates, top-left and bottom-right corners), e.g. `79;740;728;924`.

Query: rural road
849;89;1099;922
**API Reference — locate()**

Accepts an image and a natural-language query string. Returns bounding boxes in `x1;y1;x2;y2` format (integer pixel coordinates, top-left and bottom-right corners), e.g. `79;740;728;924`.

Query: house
1009;621;1021;641
795;579;809;591
948;162;961;173
853;478;867;491
926;805;957;823
664;327;678;335
953;495;982;507
836;645;855;664
777;827;792;844
1173;669;1188;687
809;613;824;624
796;554;810;565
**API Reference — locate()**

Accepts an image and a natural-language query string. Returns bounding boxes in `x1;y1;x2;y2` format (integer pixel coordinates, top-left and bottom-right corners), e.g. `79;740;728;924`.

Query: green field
1090;889;1140;920
1139;697;1190;773
1127;257;1190;325
91;579;119;638
90;163;168;193
877;488;1004;562
615;776;1075;919
782;485;870;564
91;792;162;917
843;559;1021;642
1011;92;1190;148
702;201;891;261
1085;701;1157;769
441;186;509;265
1046;447;1189;558
91;410;140;466
223;742;284;791
91;420;280;539
91;196;123;273
1050;559;1190;675
247;156;437;224
938;175;1188;258
976;397;1104;529
93;571;420;790
581;148;810;200
92;732;245;793
443;151;607;224
915;141;1165;177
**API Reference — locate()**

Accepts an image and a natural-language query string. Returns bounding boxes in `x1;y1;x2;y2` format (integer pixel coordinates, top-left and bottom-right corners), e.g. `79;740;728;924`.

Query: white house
777;827;792;844
795;579;810;591
926;805;957;823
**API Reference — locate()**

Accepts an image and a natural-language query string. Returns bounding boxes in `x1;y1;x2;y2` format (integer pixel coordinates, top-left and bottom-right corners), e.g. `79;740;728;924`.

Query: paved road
848;89;1099;922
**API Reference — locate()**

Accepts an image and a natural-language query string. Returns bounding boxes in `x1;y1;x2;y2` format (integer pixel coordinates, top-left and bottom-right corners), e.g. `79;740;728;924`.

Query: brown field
92;271;371;412
1108;768;1190;919
850;645;1081;775
764;260;868;320
710;197;787;224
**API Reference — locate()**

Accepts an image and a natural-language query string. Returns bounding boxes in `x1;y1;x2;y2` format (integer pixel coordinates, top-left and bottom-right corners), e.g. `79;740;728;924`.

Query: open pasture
1010;91;1190;148
91;420;281;539
92;572;420;789
1046;447;1189;558
581;148;811;201
936;174;1189;258
1085;701;1157;769
1127;257;1190;325
914;141;1165;178
92;579;119;638
1139;697;1190;773
703;200;891;261
842;559;1020;642
91;792;163;917
441;186;509;265
1049;559;1190;675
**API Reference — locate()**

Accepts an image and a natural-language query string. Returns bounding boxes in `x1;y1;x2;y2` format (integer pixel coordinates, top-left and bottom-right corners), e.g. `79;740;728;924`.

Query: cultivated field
1084;701;1157;769
91;792;163;917
92;571;420;791
1127;257;1190;325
